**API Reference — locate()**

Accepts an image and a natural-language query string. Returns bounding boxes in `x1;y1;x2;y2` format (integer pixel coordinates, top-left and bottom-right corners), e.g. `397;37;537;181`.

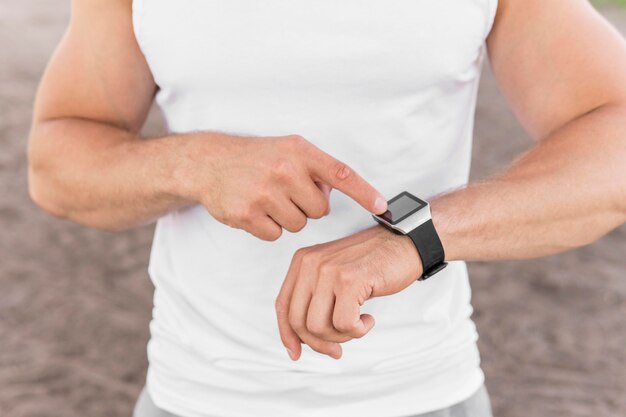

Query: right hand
176;133;388;241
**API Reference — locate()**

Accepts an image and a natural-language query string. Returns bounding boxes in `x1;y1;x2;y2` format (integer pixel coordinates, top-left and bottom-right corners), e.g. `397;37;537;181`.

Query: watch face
378;192;427;225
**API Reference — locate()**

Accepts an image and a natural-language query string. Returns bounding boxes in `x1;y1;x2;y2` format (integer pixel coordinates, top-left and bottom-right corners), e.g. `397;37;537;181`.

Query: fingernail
374;197;387;214
286;348;295;360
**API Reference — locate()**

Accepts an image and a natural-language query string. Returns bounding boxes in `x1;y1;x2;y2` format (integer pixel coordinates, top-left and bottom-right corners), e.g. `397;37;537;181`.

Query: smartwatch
372;191;447;281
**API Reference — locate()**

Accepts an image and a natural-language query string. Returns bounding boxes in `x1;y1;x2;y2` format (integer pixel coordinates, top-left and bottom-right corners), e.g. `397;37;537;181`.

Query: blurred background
1;1;625;416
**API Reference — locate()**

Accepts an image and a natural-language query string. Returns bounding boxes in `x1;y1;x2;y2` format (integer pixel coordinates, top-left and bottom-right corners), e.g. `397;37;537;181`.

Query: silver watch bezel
372;197;432;235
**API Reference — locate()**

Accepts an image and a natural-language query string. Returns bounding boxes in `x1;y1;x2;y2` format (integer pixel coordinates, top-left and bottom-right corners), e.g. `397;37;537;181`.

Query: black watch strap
407;219;448;281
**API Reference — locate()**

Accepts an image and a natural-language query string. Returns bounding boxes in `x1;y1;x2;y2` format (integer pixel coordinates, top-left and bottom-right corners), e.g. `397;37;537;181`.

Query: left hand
275;225;423;361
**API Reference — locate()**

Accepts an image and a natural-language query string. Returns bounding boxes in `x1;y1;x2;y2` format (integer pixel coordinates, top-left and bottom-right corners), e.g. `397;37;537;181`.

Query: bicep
33;0;156;133
486;0;626;140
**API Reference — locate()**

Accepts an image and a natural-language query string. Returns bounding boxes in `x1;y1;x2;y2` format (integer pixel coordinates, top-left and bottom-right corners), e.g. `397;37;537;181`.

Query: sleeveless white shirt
132;1;498;416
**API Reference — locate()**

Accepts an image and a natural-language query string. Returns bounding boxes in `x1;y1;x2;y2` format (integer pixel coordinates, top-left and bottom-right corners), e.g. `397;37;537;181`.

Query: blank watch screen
379;192;427;225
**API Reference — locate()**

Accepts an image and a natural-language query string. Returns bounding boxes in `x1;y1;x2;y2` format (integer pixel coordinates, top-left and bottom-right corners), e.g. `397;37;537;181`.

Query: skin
275;0;626;361
27;0;388;240
27;0;626;362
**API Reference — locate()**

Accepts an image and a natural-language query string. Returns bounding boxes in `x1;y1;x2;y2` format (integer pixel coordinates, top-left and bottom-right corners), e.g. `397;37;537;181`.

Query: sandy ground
1;2;625;416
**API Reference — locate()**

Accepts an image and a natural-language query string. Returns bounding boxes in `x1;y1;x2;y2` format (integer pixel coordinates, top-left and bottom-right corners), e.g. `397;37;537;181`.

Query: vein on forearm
431;103;626;262
28;117;190;230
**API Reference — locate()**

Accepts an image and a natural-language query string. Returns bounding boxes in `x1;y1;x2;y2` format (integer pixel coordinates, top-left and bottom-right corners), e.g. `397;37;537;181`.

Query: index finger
305;148;388;215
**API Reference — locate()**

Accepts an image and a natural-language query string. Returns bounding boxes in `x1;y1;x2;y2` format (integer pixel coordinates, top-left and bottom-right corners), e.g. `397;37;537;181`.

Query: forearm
28;117;206;231
431;103;626;262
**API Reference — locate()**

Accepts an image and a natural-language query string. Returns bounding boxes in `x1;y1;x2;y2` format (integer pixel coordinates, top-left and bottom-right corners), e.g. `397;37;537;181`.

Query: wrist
167;131;228;203
167;132;203;201
371;190;449;280
118;132;205;205
374;225;424;278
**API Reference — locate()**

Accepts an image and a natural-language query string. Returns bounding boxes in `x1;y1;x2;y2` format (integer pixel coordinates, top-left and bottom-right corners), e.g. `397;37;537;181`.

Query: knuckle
286;134;307;147
234;205;255;223
288;313;304;332
322;202;331;217
293;247;309;260
270;159;296;182
322;200;331;215
282;219;300;233
274;298;287;314
264;227;283;241
330;161;351;182
292;216;307;232
307;211;322;220
254;188;273;206
318;261;337;279
300;251;323;270
284;224;298;233
306;320;327;337
333;317;356;334
336;271;356;288
312;202;330;219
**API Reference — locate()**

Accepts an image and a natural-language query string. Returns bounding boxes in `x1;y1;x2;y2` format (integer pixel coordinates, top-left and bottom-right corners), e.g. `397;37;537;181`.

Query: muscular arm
28;0;192;231
276;0;626;360
28;0;386;235
432;0;626;261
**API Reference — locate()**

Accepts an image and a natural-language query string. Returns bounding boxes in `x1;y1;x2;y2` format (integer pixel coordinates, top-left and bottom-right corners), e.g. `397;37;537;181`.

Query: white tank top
132;1;497;416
